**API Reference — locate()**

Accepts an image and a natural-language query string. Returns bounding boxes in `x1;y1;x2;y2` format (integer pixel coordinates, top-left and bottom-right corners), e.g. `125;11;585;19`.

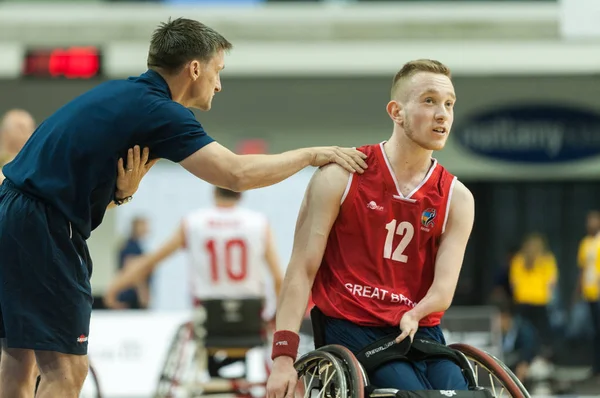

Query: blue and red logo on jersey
421;208;436;228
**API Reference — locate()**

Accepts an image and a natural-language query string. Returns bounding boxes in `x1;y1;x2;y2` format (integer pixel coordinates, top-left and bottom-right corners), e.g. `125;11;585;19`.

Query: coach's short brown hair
391;59;451;99
147;18;233;74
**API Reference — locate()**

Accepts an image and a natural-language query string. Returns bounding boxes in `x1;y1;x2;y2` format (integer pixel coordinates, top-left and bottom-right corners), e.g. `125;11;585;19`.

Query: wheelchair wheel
295;349;360;398
318;345;368;395
155;321;196;398
450;343;531;398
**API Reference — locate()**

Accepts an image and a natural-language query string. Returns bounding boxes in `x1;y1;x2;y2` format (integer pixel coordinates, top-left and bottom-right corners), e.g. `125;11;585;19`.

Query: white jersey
183;206;269;300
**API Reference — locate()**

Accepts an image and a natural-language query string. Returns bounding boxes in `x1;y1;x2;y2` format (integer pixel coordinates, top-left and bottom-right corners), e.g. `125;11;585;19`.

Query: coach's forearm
233;149;312;191
407;289;452;321
276;268;313;333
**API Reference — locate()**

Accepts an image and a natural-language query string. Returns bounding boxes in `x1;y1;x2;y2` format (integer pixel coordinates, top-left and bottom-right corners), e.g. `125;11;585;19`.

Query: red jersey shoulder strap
339;144;377;215
439;166;458;235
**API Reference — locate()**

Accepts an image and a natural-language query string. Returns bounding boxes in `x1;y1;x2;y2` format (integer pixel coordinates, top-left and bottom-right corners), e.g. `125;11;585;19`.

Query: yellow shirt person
578;234;600;302
510;234;557;306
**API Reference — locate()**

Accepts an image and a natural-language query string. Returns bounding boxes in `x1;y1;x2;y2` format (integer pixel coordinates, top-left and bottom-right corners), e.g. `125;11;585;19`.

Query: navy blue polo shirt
2;70;214;239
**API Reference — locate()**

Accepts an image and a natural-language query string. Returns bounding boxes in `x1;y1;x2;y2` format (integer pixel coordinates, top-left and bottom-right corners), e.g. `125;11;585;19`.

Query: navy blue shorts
0;180;93;355
324;317;468;391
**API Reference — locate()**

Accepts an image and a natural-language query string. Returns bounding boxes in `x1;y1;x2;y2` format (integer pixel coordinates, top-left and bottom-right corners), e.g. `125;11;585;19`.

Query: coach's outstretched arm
180;141;366;192
396;181;475;344
266;164;349;398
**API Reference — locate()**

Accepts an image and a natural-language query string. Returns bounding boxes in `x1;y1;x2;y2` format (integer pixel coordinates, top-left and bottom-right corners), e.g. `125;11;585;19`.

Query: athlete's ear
387;100;403;126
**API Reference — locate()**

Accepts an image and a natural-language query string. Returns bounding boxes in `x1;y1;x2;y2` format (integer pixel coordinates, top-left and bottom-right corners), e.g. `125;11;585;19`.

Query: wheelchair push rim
295;350;353;398
450;343;530;398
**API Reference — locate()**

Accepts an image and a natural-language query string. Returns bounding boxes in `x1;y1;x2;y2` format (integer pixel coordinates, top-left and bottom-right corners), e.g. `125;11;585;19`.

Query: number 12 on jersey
205;239;248;282
383;219;414;263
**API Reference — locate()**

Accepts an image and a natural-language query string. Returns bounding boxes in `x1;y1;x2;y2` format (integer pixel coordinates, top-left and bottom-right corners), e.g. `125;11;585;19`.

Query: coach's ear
386;100;403;126
188;60;201;81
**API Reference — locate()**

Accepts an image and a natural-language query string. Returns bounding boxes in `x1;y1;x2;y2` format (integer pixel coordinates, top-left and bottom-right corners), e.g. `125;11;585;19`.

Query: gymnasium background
2;0;600;396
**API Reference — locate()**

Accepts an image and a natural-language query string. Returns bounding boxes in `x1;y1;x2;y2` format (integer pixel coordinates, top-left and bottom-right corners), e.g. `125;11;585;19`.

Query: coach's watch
113;195;133;206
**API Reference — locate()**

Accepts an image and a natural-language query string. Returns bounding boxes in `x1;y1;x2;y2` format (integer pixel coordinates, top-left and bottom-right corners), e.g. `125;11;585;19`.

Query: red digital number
23;46;101;79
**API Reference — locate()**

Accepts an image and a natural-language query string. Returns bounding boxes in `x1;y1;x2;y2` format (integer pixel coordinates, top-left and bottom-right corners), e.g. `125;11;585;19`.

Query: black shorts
0;180;93;355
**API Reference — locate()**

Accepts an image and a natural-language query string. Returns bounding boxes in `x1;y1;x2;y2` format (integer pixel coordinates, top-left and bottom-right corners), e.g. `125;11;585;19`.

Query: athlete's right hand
309;146;368;174
396;311;419;344
267;356;298;398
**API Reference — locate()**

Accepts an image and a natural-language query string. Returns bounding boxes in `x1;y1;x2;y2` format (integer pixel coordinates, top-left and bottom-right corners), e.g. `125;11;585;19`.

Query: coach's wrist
114;190;133;205
115;189;131;199
289;148;313;168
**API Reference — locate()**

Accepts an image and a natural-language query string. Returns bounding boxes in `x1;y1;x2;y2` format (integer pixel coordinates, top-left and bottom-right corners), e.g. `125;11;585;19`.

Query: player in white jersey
104;186;282;313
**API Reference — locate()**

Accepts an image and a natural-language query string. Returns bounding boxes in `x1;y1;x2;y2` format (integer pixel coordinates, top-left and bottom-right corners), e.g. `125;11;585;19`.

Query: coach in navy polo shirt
0;18;367;397
5;68;213;239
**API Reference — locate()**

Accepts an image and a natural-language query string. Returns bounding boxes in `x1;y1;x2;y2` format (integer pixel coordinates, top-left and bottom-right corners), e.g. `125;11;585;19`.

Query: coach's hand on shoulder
267;356;298;398
309;146;368;174
116;145;160;198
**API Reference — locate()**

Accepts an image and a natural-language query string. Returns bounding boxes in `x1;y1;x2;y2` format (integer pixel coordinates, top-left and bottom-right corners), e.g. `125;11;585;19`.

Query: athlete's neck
215;200;237;209
383;131;433;179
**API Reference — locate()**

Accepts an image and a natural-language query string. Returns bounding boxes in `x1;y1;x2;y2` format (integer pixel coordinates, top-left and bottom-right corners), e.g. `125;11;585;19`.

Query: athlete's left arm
407;181;475;321
264;224;284;298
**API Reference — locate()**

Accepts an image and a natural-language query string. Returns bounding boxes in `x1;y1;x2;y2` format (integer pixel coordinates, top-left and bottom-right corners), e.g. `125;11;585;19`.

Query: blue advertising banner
453;104;600;163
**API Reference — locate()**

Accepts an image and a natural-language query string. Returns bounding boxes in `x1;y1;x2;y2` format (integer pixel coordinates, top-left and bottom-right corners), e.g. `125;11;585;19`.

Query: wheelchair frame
294;342;531;398
155;299;270;398
154;301;529;398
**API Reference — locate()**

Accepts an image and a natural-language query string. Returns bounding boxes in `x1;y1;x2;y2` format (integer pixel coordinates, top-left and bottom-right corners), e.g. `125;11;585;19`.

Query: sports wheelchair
295;308;531;398
155;298;269;397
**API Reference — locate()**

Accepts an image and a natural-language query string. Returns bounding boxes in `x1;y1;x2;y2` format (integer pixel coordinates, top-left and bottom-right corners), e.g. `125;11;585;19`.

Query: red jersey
311;142;457;328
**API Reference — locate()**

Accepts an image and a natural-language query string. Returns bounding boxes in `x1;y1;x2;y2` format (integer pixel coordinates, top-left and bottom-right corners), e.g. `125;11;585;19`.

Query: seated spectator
490;245;519;303
497;299;540;385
